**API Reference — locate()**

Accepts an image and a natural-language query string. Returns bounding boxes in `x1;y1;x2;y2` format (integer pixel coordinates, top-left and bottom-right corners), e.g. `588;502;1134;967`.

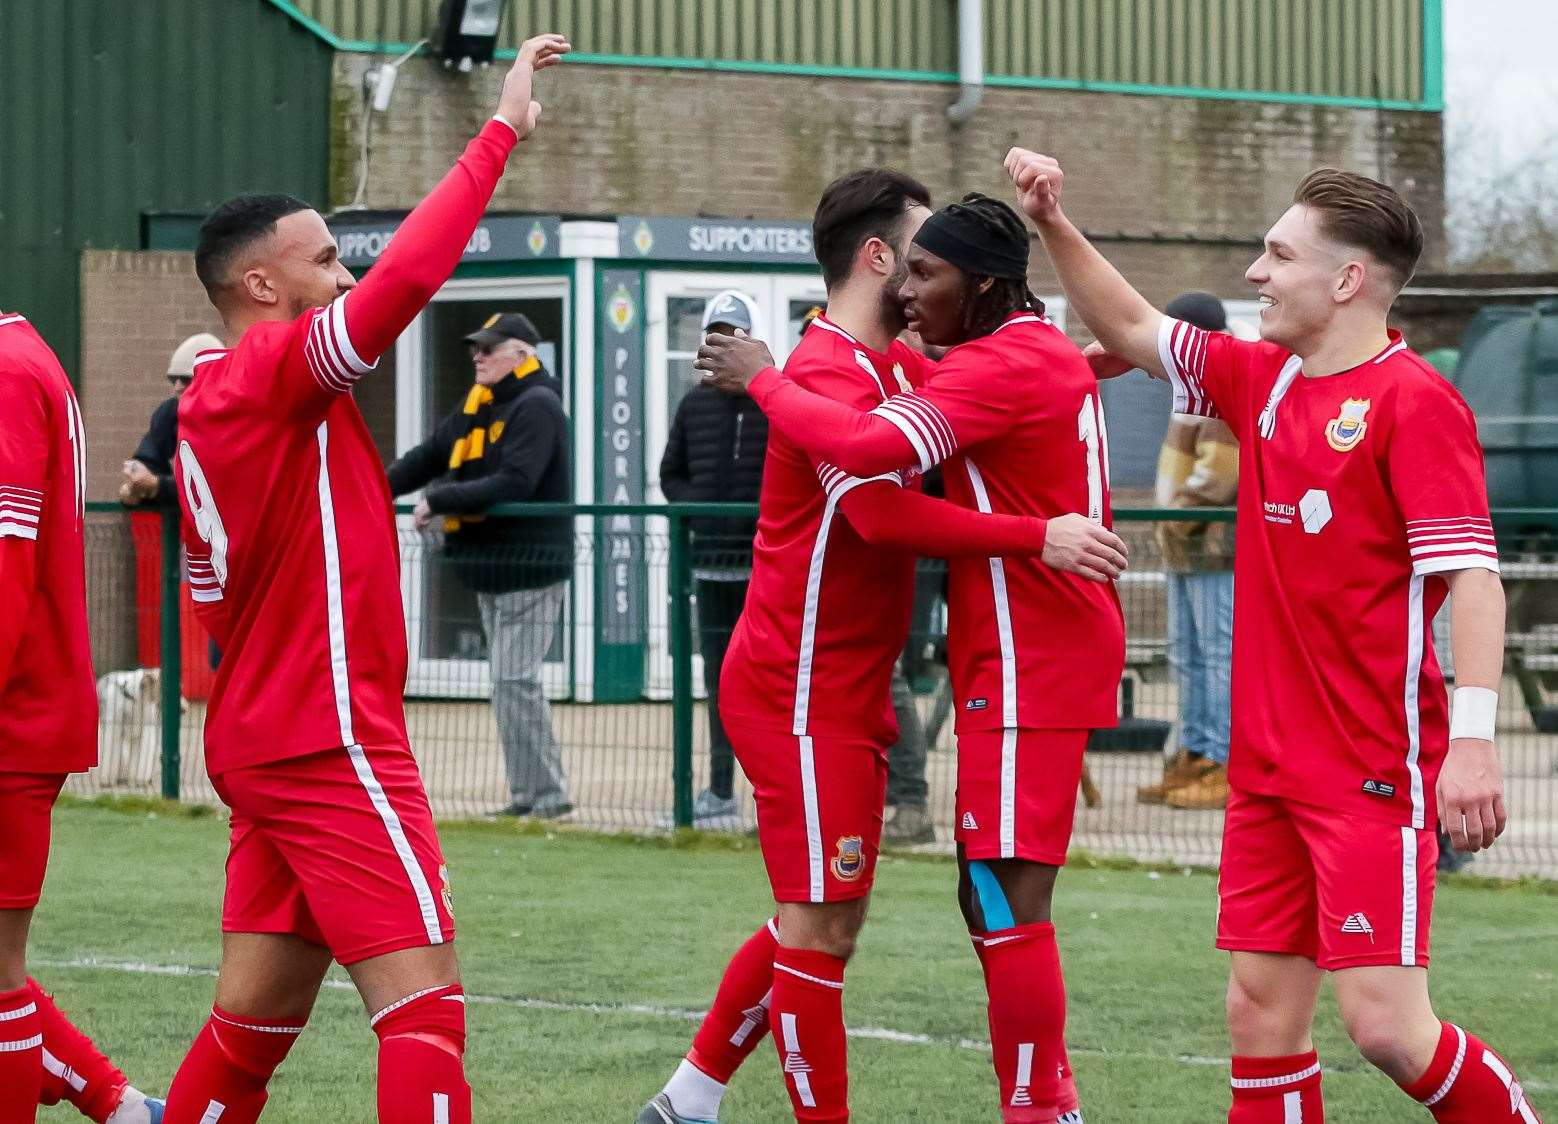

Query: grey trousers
477;582;569;807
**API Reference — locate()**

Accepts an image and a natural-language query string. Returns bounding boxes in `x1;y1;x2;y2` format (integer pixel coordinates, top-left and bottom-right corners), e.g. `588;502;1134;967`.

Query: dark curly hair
935;193;1045;340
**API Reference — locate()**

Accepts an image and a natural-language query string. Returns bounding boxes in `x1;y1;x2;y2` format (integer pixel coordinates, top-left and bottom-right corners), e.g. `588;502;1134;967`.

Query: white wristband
1449;686;1498;742
490;113;520;139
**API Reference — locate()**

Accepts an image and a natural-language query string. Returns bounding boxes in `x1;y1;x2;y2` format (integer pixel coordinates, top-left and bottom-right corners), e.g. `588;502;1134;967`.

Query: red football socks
770;946;849;1122
1056;1045;1081;1119
974;922;1067;1122
1229;1051;1324;1122
371;984;471;1124
0;984;43;1123
1401;1023;1543;1122
161;1007;304;1124
686;917;779;1083
29;979;130;1122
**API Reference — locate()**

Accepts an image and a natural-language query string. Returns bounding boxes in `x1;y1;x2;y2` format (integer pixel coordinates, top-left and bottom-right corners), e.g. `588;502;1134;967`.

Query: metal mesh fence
74;504;1558;879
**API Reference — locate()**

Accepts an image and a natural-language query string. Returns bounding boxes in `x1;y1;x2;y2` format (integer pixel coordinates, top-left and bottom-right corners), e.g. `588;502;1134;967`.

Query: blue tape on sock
968;860;1015;932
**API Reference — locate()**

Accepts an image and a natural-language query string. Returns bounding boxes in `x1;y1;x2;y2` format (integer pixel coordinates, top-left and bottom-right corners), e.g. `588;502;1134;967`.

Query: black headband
912;207;1029;281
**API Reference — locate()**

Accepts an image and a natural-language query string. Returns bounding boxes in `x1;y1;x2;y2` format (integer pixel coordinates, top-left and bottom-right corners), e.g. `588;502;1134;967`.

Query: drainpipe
947;0;985;126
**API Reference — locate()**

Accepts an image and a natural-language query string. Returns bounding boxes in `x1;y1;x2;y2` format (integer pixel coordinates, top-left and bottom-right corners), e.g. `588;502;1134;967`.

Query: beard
879;257;911;335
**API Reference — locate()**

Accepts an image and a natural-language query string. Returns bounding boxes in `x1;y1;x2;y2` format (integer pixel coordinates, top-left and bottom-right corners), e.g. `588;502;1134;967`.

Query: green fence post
159;508;182;800
668;509;695;828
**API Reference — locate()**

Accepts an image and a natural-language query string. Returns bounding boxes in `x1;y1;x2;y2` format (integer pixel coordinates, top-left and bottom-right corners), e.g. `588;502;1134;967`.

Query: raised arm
1004;148;1167;379
338;35;570;368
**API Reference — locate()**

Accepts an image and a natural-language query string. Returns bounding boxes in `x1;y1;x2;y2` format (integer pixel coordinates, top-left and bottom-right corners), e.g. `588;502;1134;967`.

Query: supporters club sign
619;216;816;265
330;215;562;268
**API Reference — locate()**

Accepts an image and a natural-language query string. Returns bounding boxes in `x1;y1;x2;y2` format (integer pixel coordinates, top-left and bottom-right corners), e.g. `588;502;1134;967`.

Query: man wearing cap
1137;292;1240;811
119;332;224;507
658;290;769;828
388;311;574;818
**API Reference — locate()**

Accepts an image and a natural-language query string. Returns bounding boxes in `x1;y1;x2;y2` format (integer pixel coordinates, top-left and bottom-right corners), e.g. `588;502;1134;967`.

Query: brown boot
1136;750;1213;805
1166;763;1230;810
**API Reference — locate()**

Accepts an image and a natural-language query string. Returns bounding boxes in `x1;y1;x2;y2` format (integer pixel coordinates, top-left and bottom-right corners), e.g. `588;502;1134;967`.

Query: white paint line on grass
32;957;1555;1093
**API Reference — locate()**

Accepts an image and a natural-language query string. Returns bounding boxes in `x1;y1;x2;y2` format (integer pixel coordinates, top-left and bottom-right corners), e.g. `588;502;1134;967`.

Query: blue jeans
1167;570;1233;765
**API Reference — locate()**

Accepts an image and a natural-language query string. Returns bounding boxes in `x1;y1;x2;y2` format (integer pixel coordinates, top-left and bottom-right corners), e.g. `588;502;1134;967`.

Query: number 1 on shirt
1077;393;1109;524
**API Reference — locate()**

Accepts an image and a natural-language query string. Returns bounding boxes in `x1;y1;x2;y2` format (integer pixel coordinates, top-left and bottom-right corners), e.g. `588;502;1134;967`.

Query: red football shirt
719;316;923;744
0;313;97;773
177;118;519;775
1159;320;1498;828
843;313;1125;732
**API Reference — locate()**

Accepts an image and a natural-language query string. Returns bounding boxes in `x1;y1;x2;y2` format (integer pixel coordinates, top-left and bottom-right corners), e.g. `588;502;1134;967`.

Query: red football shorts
729;724;888;904
0;772;68;909
211;744;455;965
1218;788;1437;970
954;728;1088;864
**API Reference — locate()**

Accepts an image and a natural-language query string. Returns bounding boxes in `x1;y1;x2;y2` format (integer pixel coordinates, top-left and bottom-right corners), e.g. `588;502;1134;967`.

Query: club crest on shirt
1325;397;1371;452
892;362;912;394
439;863;454;919
831;835;865;882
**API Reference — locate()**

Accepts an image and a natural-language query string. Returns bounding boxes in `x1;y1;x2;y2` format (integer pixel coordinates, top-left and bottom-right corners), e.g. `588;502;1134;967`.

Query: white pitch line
31;957;1555;1093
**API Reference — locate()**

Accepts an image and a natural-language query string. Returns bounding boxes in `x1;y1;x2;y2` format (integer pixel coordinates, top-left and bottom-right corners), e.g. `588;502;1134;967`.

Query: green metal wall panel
0;0;332;376
284;0;1436;106
982;0;1424;103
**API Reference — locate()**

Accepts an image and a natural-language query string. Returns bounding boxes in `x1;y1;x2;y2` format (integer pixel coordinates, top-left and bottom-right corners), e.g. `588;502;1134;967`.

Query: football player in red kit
1;315;165;1124
698;194;1126;1124
1007;145;1542;1123
636;173;1125;1124
159;35;569;1124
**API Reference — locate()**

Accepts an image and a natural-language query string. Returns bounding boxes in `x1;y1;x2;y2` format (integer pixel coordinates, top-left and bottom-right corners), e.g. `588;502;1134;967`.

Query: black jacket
131;395;180;505
658;385;767;570
387;368;572;593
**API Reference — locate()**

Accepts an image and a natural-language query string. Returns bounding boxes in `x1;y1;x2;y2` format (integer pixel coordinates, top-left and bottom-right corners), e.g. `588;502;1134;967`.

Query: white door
642;271;826;697
396;276;573;699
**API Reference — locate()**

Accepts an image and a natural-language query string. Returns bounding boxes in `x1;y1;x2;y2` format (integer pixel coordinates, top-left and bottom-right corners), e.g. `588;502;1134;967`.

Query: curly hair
935;193;1045;340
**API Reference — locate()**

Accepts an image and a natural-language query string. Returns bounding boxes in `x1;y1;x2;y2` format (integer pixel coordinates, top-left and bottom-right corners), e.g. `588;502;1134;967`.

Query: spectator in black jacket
658;290;768;827
119;333;222;507
387;312;574;819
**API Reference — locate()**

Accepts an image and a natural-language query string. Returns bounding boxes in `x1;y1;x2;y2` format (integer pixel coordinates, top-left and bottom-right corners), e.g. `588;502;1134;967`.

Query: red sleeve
0;370;46;683
1155;317;1276;427
869;342;1023;472
173;442;233;646
1387;378;1499;577
276;118;520;418
749;341;1023;478
748;365;920;477
833;477;1049;557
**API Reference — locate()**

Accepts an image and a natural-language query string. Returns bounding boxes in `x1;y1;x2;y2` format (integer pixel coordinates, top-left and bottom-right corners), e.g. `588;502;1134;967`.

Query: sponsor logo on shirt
830;835;865;882
1325;397;1371;452
965;698;989;711
1299;489;1333;534
1340;912;1375;941
1263;501;1296;525
1361;779;1396;799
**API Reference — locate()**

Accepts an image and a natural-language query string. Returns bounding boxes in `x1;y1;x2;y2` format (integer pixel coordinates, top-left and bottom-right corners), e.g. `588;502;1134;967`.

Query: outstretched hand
1004;147;1065;224
695;330;776;394
497;33;571;139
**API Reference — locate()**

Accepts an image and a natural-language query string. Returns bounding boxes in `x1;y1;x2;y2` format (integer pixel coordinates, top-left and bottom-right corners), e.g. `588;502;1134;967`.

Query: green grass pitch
28;803;1558;1121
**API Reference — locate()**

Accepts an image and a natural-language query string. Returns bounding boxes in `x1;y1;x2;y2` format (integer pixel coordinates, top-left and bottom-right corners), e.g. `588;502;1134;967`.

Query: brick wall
78;250;400;503
332;55;1446;299
79;252;222;503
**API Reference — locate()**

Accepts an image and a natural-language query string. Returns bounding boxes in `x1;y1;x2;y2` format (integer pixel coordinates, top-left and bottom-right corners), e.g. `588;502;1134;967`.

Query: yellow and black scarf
443;355;540;532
